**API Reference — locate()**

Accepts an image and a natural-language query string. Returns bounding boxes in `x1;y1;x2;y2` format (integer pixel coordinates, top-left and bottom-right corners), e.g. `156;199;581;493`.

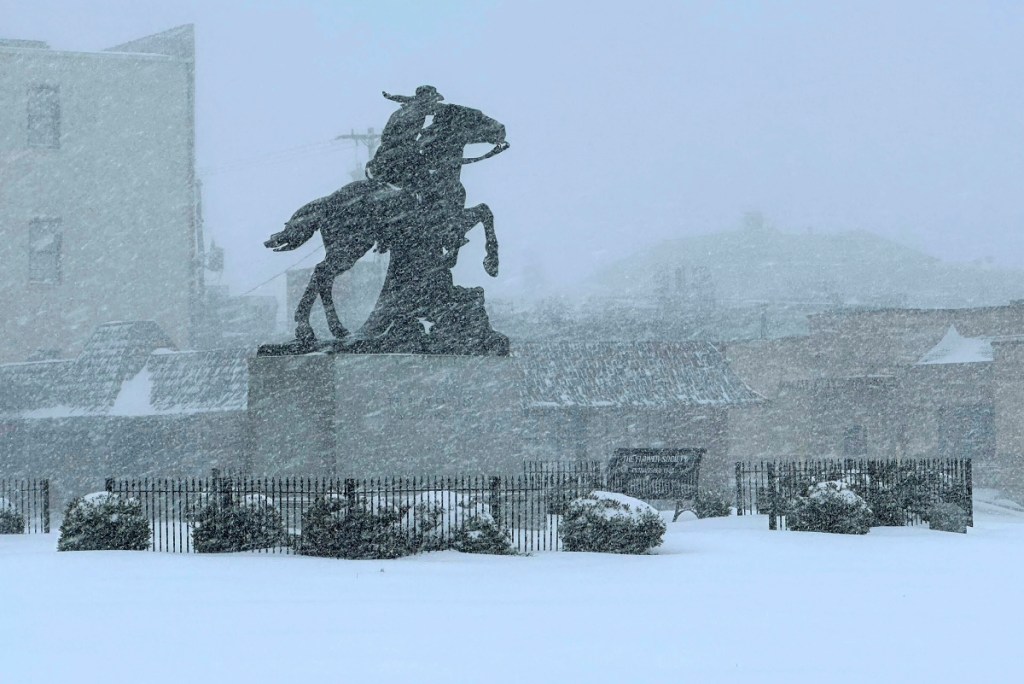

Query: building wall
897;363;993;461
993;341;1024;495
728;344;1019;491
0;29;196;362
0;412;247;505
729;375;901;461
727;304;1024;492
725;336;826;396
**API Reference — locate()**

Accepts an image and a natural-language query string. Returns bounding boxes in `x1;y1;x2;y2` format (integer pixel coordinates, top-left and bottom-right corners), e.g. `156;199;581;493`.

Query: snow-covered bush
860;465;968;525
192;494;286;553
451;514;516;555
862;467;931;524
864;488;905;526
927;502;968;533
787;481;872;535
0;498;24;534
403;491;515;555
404;492;453;552
57;492;151;551
694;491;732;519
559;491;666;554
298;496;412;559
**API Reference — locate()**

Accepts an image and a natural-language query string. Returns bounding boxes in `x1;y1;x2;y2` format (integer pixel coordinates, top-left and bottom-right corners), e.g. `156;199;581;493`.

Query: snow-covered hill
584;225;1024;310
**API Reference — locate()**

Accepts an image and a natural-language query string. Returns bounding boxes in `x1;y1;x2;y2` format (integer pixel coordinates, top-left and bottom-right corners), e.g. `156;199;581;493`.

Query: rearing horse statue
264;102;508;352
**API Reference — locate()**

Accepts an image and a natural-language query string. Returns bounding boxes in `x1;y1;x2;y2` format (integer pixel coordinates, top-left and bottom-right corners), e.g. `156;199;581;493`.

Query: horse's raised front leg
464;203;498;277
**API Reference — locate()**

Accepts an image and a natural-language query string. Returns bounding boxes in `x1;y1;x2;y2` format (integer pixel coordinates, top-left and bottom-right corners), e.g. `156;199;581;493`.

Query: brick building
727;303;1024;496
0;26;201;362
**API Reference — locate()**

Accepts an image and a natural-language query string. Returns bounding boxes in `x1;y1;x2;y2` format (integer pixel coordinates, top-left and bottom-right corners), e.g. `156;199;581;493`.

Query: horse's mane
432;104;497;143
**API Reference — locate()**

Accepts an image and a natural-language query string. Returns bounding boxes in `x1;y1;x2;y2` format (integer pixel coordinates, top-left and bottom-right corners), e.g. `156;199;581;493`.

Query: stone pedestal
247;352;521;477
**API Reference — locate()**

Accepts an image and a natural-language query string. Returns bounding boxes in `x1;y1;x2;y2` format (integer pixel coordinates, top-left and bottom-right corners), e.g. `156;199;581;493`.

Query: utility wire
203;133;373;295
237;243;325;297
199;139;355;176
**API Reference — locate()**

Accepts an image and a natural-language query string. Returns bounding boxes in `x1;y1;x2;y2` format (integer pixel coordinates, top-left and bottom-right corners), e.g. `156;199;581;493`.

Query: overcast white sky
5;0;1023;300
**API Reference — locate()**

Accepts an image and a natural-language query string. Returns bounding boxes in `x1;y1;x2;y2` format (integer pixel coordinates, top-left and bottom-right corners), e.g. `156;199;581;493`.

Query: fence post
767;462;778;530
488;476;502;526
41;479;50;534
734;462;743;516
867;460;877;507
344;478;356;509
966;458;974;527
212;467;232;507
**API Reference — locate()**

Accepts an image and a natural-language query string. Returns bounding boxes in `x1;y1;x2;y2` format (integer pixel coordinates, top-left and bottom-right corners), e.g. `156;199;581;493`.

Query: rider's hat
415;85;443;101
383;85;444;105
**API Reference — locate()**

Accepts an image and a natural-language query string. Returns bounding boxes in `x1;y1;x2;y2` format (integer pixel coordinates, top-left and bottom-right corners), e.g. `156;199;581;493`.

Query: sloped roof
0;322;248;418
147;349;249;413
68;321;176;412
0;359;72;417
917;325;993;365
513;341;761;408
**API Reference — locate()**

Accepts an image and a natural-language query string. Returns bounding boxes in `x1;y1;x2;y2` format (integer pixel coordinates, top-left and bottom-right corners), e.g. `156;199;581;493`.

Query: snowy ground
2;499;1022;684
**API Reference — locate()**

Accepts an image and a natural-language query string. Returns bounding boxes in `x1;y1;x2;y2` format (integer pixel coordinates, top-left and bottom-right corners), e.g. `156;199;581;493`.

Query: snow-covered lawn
2;500;1022;684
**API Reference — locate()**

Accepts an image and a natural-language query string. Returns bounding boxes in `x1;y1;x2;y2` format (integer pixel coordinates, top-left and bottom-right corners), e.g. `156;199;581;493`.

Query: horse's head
264;196;326;251
426;104;508;166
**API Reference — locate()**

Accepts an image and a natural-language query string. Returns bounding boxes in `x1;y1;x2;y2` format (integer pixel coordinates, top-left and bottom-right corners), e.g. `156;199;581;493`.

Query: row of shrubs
54;489;693;556
30;479;972;552
785;479;969;535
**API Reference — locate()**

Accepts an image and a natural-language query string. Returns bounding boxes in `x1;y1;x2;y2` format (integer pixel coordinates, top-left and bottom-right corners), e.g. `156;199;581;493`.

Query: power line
237;243;325;297
335;128;381;160
198;139;356;176
210;125;382;295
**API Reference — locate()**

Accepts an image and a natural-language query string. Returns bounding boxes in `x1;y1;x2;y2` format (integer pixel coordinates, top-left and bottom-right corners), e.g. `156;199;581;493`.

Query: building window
842;425;867;457
29;219;62;284
27;85;61;148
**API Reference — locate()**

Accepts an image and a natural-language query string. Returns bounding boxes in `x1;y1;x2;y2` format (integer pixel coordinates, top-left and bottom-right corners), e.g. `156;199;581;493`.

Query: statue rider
366;85;472;268
366;84;444;190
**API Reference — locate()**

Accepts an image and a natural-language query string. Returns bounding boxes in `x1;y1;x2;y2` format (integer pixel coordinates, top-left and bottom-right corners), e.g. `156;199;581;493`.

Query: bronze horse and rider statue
259;86;510;356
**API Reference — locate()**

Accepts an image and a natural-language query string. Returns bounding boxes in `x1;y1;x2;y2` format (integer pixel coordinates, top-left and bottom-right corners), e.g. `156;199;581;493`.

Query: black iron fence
106;471;611;554
523;460;604;484
735;458;973;530
523;461;604;514
0;478;50;533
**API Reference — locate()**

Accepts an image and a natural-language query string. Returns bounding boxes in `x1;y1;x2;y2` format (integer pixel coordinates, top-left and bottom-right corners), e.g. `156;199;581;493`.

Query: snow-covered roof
1;328;759;418
513;341;762;408
0;321;248;418
916;325;993;365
